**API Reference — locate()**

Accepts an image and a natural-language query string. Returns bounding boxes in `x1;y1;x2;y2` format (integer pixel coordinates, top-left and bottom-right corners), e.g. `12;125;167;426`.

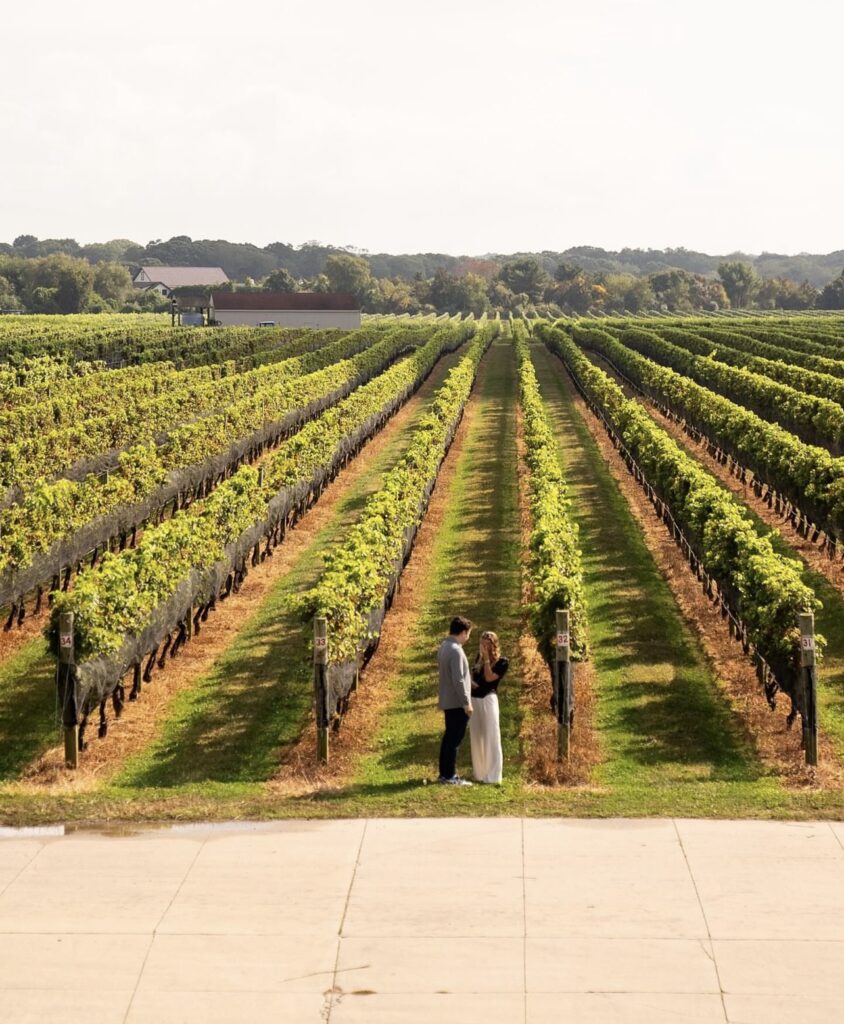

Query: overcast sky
3;0;842;256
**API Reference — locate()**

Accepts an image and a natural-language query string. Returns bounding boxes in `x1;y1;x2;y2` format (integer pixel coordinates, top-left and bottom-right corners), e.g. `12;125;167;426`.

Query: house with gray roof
133;266;229;296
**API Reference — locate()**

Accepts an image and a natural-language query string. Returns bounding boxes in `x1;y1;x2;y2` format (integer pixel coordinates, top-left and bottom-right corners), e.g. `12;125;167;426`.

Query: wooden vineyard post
314;617;329;763
555;609;573;761
799;611;818;766
57;611;79;769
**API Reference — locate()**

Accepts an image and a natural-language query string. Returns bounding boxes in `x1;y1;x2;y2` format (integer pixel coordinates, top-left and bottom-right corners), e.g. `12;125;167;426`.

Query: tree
305;273;331;294
427;268;456;311
489;281;517;311
498;258;549;302
717;261;760;308
548;273;593;314
819;271;844;310
554;260;582;283
622;275;656;313
452;257;498;280
372;277;421;314
22;254;93;313
51;256;94;313
756;277;818;310
0;275;22;310
121;288;169;313
451;274;490;316
688;275;729;311
324;254;375;308
27;286;60;313
80;239;138;264
647;269;689;311
263;268;298;292
93;262;133;306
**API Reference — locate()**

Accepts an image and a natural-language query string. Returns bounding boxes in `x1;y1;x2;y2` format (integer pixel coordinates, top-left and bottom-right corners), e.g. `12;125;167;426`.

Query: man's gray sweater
438;636;472;710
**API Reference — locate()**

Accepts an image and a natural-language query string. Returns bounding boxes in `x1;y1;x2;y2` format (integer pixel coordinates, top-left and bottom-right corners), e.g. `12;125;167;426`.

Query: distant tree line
317;254;844;316
1;235;843;315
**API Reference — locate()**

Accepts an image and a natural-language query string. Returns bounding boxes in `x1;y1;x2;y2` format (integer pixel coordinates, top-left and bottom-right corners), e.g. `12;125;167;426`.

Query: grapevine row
49;321;473;745
569;324;844;543
538;323;820;712
512;320;587;667
694;321;844;359
0;314;317;368
0;325;396;492
637;323;844;408
0;325;445;605
634;316;844;356
608;326;844;452
685;324;844;379
0;326;349;439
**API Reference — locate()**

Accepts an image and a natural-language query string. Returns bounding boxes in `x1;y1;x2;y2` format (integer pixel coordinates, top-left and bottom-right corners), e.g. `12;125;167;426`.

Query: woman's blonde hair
480;630;501;663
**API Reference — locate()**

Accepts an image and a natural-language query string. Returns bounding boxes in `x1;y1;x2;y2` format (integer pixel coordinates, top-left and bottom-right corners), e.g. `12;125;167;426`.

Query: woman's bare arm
482;652;500;683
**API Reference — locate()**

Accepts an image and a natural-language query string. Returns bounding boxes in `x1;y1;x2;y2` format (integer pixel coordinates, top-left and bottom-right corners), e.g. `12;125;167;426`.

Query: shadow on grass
117;600;314;787
531;344;761;782
0;639;57;780
296;778;424;803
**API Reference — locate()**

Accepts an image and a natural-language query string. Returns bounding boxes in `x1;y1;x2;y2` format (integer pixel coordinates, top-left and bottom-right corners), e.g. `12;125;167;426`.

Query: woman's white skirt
469;694;503;784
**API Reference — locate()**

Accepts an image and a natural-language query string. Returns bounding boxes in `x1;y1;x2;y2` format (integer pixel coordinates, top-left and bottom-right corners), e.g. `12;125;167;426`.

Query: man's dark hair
449;616;472;636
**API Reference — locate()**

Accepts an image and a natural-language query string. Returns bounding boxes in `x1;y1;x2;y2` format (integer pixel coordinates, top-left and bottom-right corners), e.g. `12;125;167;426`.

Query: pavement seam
325;818;368;1021
673;819;730;1022
521;816;528;1024
0;839;48;901
829;822;844;852
120;836;208;1024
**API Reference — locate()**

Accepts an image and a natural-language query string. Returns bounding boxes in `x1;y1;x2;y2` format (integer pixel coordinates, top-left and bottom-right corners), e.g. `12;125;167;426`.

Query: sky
2;0;842;256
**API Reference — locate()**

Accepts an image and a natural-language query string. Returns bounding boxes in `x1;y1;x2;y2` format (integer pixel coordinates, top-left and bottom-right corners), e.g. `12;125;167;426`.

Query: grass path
0;640;55;780
322;339;524;810
530;344;765;794
111;348;469;789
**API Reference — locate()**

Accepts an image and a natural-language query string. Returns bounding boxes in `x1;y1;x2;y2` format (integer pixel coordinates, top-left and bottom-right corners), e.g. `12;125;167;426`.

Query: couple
436;615;509;786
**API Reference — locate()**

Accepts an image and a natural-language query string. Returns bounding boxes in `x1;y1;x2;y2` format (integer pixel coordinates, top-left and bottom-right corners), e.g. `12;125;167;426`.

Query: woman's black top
472;657;509;699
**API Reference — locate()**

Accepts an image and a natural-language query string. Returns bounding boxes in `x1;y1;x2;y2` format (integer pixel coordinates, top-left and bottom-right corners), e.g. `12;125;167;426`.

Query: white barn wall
213;310;361;328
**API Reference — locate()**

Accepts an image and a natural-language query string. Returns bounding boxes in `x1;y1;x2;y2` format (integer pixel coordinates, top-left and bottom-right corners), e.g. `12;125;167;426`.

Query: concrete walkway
0;818;842;1023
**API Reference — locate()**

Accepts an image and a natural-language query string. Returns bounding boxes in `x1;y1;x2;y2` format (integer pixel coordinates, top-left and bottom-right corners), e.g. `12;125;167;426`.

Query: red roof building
209;292;361;328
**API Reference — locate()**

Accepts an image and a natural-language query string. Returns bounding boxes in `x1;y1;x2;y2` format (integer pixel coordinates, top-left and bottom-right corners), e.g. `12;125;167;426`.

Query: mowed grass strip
341;340;523;808
530;343;763;790
112;349;468;789
0;639;56;780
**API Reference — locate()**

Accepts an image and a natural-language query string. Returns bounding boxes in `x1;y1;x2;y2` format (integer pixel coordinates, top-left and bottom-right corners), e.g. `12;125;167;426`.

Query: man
437;616;474;785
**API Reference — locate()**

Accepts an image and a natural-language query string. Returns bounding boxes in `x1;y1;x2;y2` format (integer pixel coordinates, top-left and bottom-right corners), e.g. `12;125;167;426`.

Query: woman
469;631;508;784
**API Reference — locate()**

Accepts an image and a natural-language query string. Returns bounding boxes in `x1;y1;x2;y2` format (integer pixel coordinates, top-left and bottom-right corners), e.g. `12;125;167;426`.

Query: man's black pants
439;707;469;779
